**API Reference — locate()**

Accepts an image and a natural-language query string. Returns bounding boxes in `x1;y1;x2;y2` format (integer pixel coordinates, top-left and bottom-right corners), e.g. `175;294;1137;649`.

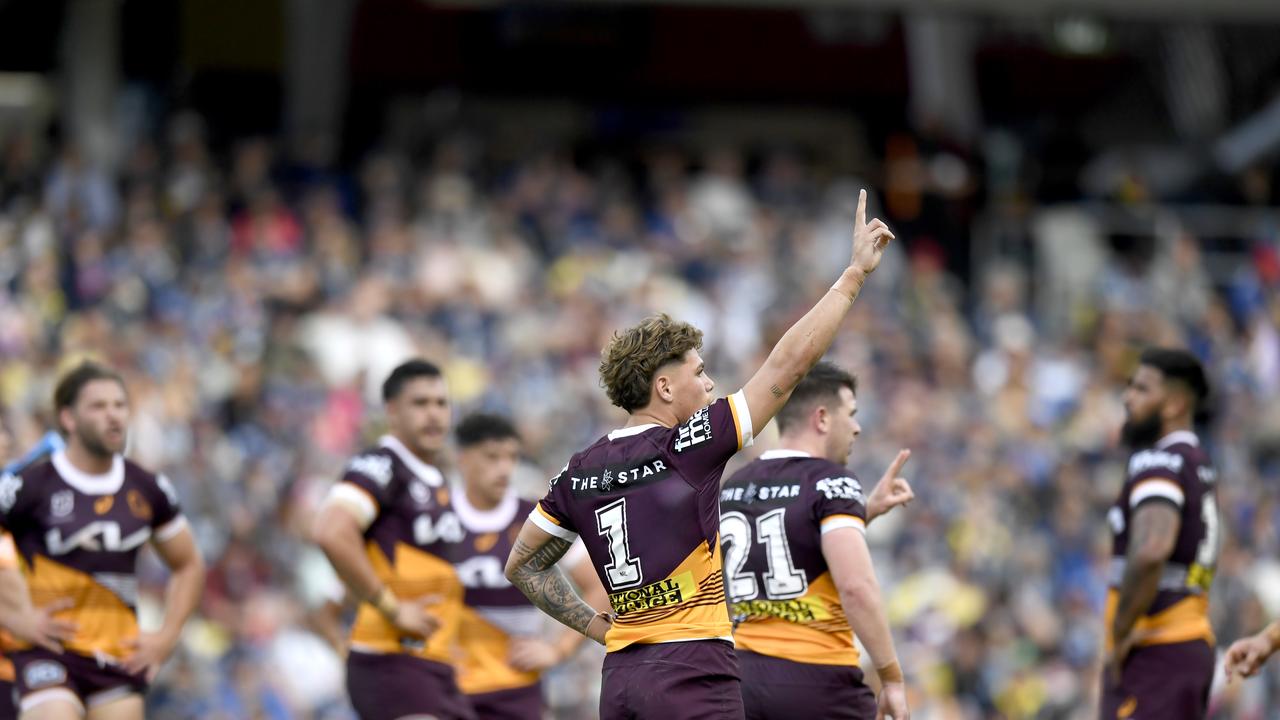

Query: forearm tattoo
509;536;597;636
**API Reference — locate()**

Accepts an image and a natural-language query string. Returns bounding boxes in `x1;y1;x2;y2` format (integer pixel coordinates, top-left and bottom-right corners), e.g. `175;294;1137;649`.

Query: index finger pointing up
889;448;911;475
856;188;867;228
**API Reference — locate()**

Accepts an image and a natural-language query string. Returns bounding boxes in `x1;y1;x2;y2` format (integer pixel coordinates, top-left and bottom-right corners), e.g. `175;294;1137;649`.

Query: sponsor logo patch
0;474;22;513
608;571;696;614
570;457;670;495
673;406;713;453
347;455;394;487
816;476;865;503
23;660;66;689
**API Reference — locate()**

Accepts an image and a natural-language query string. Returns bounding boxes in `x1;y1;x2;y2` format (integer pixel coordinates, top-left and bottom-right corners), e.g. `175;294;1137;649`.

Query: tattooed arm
505;521;611;645
1112;502;1181;651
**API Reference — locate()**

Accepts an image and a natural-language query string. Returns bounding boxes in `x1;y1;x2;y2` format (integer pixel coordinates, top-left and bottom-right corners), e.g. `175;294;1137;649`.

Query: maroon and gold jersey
326;435;466;664
1105;430;1219;651
0;451;185;661
450;489;542;695
531;392;754;652
720;450;868;666
0;533;19;682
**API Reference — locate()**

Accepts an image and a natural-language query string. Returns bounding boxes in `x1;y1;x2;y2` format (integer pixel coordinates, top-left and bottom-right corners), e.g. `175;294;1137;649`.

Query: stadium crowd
0;110;1277;719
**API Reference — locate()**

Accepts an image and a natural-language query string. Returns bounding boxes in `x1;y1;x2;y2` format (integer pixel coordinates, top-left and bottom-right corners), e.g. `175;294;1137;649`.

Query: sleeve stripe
154;515;189;542
326;484;379;529
728;391;754;450
820;515;866;535
1130;478;1185;509
530;505;578;541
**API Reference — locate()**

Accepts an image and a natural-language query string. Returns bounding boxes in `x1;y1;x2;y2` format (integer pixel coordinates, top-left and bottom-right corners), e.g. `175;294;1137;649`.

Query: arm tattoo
1113;503;1180;642
508;536;598;637
770;384;785;398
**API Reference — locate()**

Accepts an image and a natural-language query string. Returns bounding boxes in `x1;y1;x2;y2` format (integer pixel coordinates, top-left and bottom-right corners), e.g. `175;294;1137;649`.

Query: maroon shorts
10;649;147;713
1100;640;1214;720
346;650;477;720
0;679;15;720
600;639;744;720
466;682;543;720
737;650;875;720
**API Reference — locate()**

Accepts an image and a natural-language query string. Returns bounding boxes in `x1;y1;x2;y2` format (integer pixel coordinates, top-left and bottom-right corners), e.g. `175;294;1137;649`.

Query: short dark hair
1140;347;1210;419
456;413;520;448
599;314;704;413
382;359;443;402
774;361;857;434
53;361;125;414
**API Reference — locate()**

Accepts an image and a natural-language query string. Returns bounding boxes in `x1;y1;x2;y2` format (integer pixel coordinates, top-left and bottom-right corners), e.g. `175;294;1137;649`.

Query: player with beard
449;413;607;719
0;362;204;720
720;362;913;720
1102;348;1218;720
312;360;475;720
505;190;895;720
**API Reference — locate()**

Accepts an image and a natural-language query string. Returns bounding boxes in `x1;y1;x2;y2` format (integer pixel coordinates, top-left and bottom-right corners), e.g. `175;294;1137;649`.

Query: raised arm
741;190;894;436
505;520;612;646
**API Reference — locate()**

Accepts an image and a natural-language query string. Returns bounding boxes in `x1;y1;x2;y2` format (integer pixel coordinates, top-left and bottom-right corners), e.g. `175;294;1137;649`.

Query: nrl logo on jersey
816;476;864;503
51;490;74;518
673;406;712;453
348;454;394;487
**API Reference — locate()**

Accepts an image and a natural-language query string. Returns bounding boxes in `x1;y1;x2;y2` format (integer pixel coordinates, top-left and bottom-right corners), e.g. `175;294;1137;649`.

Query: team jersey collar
452;484;519;533
759;449;812;460
1156;430;1199;449
378;435;444;487
607;424;661;441
51;450;124;495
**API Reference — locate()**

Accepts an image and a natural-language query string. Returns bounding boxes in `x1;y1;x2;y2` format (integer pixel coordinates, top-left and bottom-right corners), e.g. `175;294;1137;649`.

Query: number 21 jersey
530;392;754;652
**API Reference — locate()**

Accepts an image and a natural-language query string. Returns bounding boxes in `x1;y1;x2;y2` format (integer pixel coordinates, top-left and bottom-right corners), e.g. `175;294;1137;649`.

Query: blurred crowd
0;109;1279;719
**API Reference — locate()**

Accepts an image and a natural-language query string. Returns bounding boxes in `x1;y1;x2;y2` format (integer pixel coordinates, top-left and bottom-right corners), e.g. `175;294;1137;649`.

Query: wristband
372;587;399;619
876;660;904;684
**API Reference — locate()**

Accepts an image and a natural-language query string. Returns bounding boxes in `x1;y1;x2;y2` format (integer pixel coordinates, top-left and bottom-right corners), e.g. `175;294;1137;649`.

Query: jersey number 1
595;498;643;589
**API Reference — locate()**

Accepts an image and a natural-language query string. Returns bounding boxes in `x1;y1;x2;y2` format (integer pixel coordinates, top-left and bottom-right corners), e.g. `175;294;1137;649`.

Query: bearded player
0;362;204;720
312;359;475;720
1102;348;1218;719
720;362;912;719
505;190;895;719
449;413;607;719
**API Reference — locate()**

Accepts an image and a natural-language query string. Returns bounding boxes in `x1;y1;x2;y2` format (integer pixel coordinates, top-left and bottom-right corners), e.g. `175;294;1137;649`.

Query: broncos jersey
327;435;466;664
531;392;754;652
720;450;868;666
0;451;185;660
450;489;542;695
1106;430;1219;651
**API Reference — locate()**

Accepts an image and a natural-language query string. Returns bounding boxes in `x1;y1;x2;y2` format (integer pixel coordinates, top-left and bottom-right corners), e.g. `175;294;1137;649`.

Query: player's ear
58;407;74;436
813;404;829;434
654;374;673;404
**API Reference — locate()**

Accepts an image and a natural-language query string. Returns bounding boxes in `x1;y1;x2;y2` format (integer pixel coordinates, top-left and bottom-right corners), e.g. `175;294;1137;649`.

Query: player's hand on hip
875;681;909;720
508;637;563;672
13;597;76;653
1225;634;1273;680
121;631;179;682
849;188;895;277
868;449;914;522
391;595;443;640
